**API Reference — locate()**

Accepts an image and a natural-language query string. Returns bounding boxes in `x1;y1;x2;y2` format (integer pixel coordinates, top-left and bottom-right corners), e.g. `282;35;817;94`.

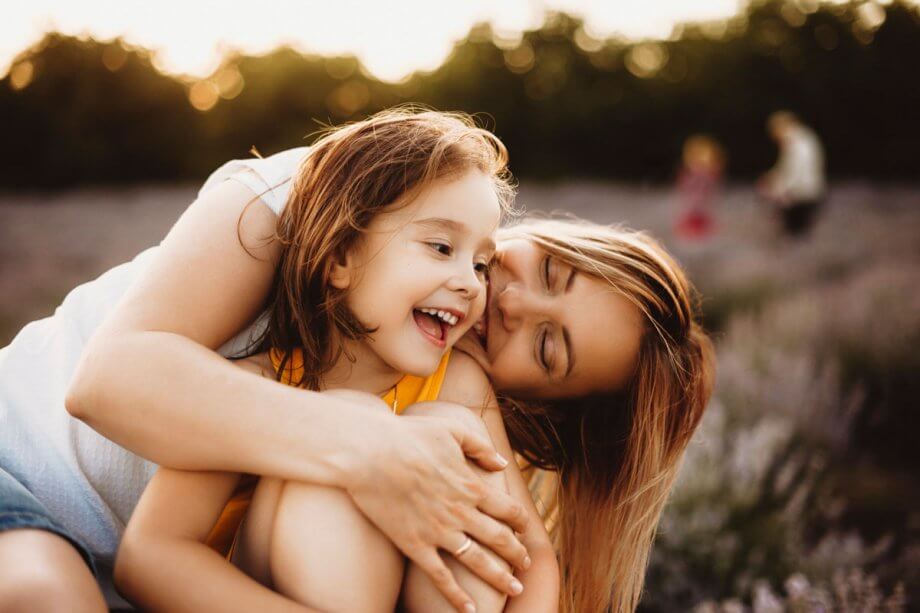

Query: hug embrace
0;108;714;613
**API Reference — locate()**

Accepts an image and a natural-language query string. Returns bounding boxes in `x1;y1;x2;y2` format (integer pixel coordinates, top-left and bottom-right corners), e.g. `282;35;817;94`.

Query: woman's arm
65;179;529;609
114;468;313;612
66;179;352;480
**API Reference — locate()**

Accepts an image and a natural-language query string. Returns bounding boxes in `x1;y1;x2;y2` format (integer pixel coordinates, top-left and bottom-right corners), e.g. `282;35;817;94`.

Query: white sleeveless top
0;146;309;605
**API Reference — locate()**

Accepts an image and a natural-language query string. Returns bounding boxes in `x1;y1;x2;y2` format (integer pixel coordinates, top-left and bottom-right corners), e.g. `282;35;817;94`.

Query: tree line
1;0;918;188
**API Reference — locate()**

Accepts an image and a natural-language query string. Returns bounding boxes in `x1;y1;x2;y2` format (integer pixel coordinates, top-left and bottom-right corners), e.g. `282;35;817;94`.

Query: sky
1;0;750;81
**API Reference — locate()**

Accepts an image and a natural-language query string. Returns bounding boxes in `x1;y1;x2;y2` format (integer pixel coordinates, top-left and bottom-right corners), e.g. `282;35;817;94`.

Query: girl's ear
329;249;353;290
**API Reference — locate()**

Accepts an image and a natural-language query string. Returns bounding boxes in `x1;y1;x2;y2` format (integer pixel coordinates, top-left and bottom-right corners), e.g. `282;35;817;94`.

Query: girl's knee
270;481;403;611
0;530;105;613
402;553;508;613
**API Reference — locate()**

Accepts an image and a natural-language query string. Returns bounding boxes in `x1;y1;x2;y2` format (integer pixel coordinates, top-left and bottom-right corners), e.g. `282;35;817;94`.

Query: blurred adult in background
674;135;726;241
757;111;826;237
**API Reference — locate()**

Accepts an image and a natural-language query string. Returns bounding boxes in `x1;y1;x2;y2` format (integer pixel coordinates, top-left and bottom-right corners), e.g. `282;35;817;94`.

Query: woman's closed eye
538;326;556;375
542;255;552;289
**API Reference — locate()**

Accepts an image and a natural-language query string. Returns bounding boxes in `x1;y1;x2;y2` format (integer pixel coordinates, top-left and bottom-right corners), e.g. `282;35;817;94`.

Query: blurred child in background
674;135;726;241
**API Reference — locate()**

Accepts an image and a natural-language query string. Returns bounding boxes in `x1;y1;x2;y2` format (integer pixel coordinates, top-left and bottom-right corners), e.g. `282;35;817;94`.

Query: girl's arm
114;468;314;613
481;408;560;613
65;179;529;609
437;354;560;612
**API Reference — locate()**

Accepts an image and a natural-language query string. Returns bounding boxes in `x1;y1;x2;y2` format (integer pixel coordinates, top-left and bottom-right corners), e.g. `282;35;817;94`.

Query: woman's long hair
498;218;716;613
258;107;515;388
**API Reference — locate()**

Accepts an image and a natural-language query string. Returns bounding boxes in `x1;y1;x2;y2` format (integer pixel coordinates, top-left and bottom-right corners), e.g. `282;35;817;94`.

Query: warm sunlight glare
0;0;752;81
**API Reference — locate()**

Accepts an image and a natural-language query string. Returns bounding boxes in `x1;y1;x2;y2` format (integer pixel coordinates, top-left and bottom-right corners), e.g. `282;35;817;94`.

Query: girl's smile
412;306;465;348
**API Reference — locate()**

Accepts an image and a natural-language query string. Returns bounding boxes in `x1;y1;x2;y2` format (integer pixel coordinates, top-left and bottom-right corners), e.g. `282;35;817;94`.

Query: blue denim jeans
0;465;97;576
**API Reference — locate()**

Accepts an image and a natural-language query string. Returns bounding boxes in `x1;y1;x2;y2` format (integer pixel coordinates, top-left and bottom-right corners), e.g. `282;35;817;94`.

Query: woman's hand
341;407;530;612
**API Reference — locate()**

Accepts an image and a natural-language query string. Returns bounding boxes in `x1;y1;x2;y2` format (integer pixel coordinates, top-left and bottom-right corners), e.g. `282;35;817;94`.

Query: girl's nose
447;264;482;301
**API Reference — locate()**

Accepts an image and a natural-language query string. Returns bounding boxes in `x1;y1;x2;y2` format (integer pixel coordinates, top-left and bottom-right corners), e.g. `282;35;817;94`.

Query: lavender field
2;182;917;610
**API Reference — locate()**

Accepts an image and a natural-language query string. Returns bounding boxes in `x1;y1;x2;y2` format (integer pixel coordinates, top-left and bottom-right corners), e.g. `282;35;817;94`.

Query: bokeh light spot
101;44;127;72
574;26;603;53
794;0;820;14
214;66;244;99
625;42;668;79
856;2;887;30
504;41;535;74
188;80;219;111
781;4;807;27
9;61;34;90
326;79;370;117
325;57;357;80
492;30;524;51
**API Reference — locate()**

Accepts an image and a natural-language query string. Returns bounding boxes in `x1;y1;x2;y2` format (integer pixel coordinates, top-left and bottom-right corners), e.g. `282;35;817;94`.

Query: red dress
675;166;720;239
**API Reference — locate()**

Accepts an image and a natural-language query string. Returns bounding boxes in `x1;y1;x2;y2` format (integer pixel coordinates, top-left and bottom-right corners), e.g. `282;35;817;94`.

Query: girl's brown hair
261;107;514;389
498;218;715;613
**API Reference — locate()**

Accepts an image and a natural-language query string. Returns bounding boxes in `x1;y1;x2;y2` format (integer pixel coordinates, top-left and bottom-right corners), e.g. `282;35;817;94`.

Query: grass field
2;181;917;609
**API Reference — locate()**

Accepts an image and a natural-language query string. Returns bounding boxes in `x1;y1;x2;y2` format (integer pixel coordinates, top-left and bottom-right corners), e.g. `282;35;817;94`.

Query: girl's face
463;238;644;399
334;171;500;379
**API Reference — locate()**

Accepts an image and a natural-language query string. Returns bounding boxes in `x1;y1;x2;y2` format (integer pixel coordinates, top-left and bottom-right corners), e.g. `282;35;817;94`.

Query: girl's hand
342;409;530;612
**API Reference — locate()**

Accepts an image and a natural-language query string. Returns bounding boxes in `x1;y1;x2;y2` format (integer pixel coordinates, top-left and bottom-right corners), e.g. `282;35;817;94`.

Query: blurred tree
1;0;918;187
0;34;198;186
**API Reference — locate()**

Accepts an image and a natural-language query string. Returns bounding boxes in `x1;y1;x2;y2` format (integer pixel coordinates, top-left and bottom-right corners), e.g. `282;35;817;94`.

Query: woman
469;219;714;612
0;136;713;613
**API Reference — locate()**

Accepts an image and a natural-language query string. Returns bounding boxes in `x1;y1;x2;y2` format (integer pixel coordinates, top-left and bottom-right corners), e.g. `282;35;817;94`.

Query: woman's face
465;238;644;400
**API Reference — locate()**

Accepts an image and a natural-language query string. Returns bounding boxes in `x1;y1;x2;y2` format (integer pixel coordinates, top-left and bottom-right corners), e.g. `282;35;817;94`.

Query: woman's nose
496;282;539;329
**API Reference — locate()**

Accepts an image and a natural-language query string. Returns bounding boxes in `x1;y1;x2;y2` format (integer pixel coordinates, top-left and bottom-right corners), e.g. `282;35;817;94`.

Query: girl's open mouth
413;308;459;348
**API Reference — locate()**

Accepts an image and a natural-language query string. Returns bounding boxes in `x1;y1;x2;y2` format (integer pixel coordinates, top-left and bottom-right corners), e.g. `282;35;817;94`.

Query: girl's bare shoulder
439;351;497;415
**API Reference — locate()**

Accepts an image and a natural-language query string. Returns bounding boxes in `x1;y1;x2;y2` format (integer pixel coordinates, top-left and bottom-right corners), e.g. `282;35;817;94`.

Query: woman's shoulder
198;146;310;216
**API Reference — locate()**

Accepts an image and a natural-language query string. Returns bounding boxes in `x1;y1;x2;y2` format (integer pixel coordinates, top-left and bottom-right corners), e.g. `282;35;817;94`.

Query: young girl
111;110;558;612
674;134;726;240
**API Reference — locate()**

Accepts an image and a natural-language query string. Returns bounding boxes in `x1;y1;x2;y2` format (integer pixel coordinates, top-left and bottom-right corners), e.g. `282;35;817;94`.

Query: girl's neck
322;337;403;396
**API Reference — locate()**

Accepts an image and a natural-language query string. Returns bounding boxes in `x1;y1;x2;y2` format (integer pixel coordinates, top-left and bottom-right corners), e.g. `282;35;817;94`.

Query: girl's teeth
419;308;459;326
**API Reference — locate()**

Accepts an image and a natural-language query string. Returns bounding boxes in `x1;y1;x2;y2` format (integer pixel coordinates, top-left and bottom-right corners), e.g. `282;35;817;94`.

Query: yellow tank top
205;348;453;557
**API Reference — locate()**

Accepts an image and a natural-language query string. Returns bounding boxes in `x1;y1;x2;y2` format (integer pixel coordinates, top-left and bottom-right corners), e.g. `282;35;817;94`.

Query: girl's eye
542;255;552;289
474;261;490;276
428;242;452;256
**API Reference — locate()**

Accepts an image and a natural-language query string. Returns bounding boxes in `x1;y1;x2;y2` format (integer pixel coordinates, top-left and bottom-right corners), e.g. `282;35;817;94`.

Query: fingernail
510;578;524;595
464;602;476;613
495;454;508;467
523;555;532;569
